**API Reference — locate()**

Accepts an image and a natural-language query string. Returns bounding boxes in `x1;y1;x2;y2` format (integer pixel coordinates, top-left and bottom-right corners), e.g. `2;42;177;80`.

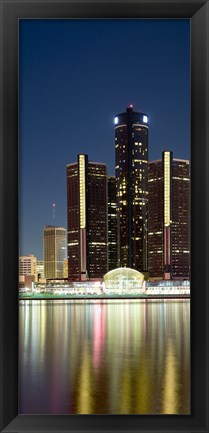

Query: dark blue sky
19;19;190;259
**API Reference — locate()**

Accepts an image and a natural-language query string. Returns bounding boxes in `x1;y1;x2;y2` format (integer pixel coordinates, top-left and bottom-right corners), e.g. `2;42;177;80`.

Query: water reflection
19;300;190;414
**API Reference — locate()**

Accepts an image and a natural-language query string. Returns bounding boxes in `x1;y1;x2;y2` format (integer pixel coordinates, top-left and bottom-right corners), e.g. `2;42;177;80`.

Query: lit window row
79;155;86;229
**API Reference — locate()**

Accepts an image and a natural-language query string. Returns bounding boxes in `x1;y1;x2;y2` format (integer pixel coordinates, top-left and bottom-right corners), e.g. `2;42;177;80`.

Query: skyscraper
108;176;117;271
66;154;108;281
43;226;67;279
148;152;190;279
114;106;149;271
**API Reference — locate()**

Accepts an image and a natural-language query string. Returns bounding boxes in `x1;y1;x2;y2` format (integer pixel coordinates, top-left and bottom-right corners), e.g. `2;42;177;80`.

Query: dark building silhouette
114;106;149;271
148;151;190;279
108;176;117;271
66;154;108;280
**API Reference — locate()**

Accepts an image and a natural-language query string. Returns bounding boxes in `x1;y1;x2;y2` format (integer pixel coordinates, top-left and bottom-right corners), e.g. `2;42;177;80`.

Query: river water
19;299;190;414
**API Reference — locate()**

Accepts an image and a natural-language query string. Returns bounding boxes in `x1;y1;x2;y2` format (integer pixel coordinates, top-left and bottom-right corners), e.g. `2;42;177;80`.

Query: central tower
114;106;149;271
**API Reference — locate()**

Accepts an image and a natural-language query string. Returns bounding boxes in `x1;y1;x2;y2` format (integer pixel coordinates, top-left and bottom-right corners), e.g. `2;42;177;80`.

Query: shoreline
19;294;190;301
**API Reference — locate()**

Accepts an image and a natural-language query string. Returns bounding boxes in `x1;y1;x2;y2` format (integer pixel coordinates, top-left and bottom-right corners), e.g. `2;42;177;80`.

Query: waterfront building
43;226;67;279
19;275;35;290
103;267;145;294
19;254;37;280
148;152;190;279
114;106;149;272
66;154;108;280
36;260;44;280
108;176;117;271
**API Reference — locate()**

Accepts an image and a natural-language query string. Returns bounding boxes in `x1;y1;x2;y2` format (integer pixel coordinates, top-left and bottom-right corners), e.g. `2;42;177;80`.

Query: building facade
66;154;108;280
114;106;149;272
19;254;37;279
108;176;117;271
63;257;68;278
43;226;67;279
36;260;44;280
148;152;190;279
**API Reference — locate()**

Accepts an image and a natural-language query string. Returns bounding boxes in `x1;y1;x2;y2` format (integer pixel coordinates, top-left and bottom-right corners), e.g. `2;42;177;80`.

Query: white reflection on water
19;299;190;414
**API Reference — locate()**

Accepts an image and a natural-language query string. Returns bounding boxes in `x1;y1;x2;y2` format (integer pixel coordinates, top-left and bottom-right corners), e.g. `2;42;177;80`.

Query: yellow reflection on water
135;355;152;414
119;362;132;413
162;340;178;414
76;342;94;414
19;300;190;415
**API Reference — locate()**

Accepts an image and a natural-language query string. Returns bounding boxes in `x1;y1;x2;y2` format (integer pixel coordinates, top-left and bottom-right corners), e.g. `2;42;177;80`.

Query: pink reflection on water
92;304;106;369
143;302;147;337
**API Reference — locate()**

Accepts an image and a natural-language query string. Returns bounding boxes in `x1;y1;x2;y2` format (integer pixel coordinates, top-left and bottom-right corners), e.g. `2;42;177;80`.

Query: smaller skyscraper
19;254;37;279
43;226;67;279
108;176;117;271
19;254;37;289
148;152;190;279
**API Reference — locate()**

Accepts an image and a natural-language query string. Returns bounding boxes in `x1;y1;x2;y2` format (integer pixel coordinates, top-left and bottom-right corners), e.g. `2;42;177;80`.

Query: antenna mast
52;203;56;224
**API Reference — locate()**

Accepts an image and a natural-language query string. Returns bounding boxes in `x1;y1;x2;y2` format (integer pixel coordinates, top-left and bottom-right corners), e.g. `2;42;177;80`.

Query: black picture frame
0;0;208;432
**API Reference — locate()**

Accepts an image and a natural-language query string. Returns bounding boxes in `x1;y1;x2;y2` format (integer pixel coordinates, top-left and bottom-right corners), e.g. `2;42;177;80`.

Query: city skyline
20;142;190;281
19;19;190;259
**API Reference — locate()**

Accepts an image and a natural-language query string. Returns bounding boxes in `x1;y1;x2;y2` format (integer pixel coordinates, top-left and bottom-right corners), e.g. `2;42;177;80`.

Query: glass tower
148;152;190;279
66;154;108;281
114;106;149;271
